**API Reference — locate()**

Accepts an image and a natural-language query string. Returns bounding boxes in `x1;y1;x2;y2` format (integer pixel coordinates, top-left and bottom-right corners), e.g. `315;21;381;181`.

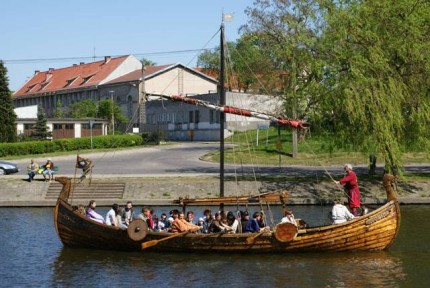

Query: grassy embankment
200;127;429;182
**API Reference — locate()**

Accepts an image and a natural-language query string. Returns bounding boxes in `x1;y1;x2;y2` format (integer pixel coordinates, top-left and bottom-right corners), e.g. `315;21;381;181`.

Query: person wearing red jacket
335;164;361;216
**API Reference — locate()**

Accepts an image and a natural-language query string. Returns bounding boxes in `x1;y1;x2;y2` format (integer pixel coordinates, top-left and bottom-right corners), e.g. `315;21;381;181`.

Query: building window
127;95;133;119
24;124;35;130
195;110;200;123
189;111;194;123
209;110;220;124
54;124;62;130
64;77;77;88
81;74;94;85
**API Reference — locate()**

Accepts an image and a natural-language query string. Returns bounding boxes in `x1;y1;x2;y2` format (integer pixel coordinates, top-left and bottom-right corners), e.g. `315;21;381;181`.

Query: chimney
48;68;54;72
34;70;40;75
73;64;77;67
80;62;85;65
104;56;111;64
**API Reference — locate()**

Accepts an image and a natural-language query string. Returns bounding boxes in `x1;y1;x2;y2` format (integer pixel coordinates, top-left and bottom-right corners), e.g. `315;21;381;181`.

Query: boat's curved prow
382;173;401;249
383;173;398;202
55;176;73;202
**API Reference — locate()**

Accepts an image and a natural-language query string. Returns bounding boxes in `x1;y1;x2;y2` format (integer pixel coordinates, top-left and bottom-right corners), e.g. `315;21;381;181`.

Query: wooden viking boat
54;21;400;253
54;174;400;252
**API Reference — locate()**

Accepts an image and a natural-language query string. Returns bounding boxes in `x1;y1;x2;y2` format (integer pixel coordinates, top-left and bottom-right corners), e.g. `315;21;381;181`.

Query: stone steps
46;183;125;200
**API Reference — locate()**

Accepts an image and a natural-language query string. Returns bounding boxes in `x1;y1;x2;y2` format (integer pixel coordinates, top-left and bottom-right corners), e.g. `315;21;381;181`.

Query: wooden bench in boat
45;182;126;200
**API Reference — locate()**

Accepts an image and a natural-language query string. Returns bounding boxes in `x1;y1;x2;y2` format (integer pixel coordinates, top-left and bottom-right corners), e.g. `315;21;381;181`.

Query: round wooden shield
274;222;298;243
127;219;148;241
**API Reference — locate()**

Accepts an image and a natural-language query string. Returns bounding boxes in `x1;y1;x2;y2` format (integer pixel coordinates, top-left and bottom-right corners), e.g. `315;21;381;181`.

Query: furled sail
155;94;309;130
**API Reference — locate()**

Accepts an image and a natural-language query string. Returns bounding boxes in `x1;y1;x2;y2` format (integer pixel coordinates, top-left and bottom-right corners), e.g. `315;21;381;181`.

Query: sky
1;0;251;92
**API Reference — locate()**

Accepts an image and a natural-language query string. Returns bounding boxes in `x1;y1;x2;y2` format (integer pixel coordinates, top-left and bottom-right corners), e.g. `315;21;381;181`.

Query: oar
141;231;189;250
246;230;266;244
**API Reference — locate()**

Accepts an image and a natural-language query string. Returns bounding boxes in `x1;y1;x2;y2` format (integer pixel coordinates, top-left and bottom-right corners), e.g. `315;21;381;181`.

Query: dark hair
253;211;261;219
241;210;249;217
112;203;119;212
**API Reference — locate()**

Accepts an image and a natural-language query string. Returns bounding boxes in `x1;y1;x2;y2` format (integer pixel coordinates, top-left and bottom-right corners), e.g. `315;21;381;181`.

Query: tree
242;0;430;172
31;104;52;140
318;0;430;172
69;99;98;118
141;58;156;67
97;99;127;133
0;60;17;143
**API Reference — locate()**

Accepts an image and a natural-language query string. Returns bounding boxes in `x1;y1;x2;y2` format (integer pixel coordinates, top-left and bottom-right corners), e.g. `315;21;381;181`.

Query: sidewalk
1;173;429;207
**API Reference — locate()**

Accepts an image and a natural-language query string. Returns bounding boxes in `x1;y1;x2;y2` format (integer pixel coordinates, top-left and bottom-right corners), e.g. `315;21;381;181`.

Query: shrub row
0;134;143;157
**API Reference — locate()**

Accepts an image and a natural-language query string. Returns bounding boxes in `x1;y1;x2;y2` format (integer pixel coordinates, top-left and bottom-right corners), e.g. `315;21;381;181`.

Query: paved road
5;142;430;179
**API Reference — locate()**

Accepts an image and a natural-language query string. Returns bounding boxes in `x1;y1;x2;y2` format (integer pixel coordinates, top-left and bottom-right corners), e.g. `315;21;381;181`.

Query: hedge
0;134;143;157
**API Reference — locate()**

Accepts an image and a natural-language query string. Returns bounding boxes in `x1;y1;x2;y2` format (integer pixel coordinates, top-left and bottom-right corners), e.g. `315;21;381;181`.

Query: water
0;205;429;287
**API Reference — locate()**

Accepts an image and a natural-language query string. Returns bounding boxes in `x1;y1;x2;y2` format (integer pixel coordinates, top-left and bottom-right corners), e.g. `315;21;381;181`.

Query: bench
45;182;126;200
28;165;59;181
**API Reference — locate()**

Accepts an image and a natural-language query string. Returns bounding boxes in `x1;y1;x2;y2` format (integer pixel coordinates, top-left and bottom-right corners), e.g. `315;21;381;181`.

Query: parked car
0;160;20;175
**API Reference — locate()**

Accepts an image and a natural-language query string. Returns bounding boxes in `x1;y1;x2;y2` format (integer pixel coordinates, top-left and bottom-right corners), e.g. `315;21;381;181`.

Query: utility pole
109;90;115;135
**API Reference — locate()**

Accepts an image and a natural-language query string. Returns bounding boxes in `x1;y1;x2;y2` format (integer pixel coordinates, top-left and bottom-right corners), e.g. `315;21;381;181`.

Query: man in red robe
335;164;361;216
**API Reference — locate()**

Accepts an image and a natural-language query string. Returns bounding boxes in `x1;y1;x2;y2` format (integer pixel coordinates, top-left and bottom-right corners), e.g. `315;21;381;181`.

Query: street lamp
89;119;94;149
109;90;115;135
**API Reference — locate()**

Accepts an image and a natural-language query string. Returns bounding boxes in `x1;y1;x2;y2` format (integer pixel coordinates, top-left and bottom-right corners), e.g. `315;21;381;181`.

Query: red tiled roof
13;56;129;97
106;64;173;84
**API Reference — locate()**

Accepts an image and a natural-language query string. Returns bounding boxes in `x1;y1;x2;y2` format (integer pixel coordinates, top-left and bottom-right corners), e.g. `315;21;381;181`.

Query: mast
219;22;225;199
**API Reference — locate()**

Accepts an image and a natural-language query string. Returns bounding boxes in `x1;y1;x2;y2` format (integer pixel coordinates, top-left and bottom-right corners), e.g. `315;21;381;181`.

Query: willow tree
319;0;430;172
0;60;17;143
242;0;430;172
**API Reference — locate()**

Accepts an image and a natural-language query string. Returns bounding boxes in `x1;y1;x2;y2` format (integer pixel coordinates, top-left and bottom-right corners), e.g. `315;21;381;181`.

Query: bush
142;132;160;145
0;134;143;157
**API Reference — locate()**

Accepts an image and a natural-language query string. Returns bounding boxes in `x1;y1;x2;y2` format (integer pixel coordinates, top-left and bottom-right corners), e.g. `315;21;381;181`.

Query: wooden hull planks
54;175;401;253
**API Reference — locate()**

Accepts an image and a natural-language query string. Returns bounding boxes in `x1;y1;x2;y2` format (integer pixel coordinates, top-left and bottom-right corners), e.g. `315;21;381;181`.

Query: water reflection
51;248;405;287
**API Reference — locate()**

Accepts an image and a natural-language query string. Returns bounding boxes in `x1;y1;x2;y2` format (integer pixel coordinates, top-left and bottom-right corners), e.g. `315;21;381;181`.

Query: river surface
0;205;429;287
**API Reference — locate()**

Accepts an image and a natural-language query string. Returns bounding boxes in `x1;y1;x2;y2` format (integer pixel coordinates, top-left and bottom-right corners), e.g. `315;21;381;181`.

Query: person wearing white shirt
331;199;355;224
281;210;297;226
105;204;119;227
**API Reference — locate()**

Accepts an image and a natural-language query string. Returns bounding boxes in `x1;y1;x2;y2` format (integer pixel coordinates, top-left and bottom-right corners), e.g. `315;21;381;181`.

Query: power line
2;48;217;64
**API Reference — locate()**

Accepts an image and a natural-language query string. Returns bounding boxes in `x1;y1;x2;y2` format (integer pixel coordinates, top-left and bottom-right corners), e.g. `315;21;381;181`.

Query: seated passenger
171;212;201;233
244;211;269;233
105;204;119;227
186;211;195;224
116;207;127;229
75;204;86;216
136;207;154;230
281;210;297;226
240;210;250;233
331;199;355;224
224;211;239;233
153;215;165;232
208;212;223;233
160;213;169;229
121;201;134;227
202;209;213;233
86;200;105;224
197;218;205;233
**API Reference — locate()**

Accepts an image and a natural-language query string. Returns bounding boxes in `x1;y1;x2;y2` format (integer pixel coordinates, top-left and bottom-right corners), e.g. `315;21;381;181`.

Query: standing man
335;164;361;216
76;155;93;180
